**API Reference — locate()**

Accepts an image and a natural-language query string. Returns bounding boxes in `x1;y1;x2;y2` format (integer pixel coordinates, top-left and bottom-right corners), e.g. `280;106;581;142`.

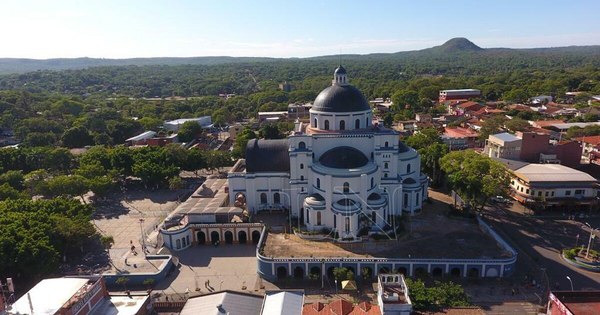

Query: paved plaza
153;244;269;296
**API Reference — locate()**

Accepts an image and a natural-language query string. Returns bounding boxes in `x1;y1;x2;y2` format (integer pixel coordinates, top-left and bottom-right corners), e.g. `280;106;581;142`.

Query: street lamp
585;223;597;259
566;276;574;291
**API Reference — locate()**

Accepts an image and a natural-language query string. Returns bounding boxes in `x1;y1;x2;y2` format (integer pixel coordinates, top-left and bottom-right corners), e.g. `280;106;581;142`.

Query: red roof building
548;291;600;315
302;299;381;315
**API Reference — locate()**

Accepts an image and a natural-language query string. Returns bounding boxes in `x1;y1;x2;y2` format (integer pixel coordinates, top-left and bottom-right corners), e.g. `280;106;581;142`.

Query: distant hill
0;37;599;75
428;37;484;53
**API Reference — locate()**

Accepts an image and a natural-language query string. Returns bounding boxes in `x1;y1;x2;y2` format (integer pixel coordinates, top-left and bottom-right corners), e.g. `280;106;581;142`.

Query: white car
491;196;511;204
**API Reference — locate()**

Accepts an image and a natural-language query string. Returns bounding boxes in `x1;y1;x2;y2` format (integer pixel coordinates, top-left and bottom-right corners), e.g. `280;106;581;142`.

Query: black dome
312;84;371;113
334;65;346;75
319;146;369;169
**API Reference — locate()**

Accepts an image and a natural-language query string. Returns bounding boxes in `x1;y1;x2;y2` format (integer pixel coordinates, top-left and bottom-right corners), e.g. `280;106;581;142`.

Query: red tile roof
532;119;566;128
444;127;479;138
574;135;600;146
302;299;381;315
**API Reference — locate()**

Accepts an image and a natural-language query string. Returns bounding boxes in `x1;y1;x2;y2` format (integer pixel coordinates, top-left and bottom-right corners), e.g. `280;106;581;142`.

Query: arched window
324;120;330;130
260;193;267;204
345;217;350;233
274;192;281;204
298;141;306;149
300;163;304;169
339;120;345;130
366;117;369;127
355;119;360;129
316;178;320;189
306;209;310;223
371;178;374;188
371;211;376;223
334;215;337;228
407;164;411;173
384;173;388;178
176;239;181;249
317;212;321;225
313;118;317;128
300;175;304;181
385;141;389;148
343;182;350;193
384;162;389;169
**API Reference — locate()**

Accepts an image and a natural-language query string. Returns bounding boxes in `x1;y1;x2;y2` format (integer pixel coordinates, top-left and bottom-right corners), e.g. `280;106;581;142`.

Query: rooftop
515;164;597;183
179;290;264;315
573;135;600;146
10;278;90;315
443;127;479;138
441;89;480;93
261;291;304;315
550;291;600;315
490;132;521;143
89;294;149;315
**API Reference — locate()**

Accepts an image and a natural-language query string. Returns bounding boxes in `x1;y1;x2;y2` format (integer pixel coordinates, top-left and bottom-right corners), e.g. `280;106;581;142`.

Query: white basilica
228;66;428;240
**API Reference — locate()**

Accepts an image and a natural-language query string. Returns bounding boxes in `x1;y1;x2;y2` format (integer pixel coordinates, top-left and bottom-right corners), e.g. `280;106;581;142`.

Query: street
485;202;600;293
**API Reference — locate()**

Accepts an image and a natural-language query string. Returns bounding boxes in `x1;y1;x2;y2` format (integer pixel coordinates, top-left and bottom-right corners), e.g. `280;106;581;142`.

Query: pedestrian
511;288;515;296
207;279;210;287
125;258;128;265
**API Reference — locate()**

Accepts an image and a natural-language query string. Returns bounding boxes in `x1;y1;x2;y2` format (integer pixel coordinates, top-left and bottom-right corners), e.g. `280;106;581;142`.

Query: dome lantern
333;65;348;86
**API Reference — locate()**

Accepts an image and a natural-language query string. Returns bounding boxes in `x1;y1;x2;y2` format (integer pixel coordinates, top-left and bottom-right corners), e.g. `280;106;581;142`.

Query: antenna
339;48;342;66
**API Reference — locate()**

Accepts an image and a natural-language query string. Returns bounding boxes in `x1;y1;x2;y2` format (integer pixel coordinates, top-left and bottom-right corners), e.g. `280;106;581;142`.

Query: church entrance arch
224;231;233;244
293;266;304;279
397;267;407;276
196;231;206;245
238;230;247;244
450;268;461;277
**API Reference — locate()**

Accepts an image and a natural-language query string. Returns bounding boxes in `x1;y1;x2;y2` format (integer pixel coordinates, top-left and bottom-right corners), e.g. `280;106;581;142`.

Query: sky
1;0;599;59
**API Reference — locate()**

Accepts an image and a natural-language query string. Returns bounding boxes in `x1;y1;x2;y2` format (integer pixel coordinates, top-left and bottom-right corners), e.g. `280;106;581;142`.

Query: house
448;101;483;116
370;98;394;113
547;291;600;315
530;95;553;105
439;89;481;103
442;126;480;150
415;113;432;123
180;291;264;315
302;299;381;315
483;132;522;160
573;135;600;163
288;103;312;120
258;111;288;124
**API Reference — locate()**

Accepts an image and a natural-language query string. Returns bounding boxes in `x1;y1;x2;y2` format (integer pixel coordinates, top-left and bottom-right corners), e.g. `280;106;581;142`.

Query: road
485;202;600;292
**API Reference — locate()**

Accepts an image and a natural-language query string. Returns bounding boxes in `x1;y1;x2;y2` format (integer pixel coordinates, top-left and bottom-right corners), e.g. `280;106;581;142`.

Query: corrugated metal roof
126;131;156;142
11;278;89;315
515;164;597;183
261;291;304;315
180;291;263;315
490;132;520;143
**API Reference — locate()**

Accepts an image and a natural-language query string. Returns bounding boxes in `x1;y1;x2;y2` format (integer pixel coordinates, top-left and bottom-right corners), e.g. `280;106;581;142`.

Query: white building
228;66;428;240
163;116;212;131
377;274;413;315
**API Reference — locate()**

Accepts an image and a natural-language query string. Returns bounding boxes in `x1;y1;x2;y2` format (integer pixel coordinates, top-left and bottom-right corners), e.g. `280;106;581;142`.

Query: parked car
491;195;511;204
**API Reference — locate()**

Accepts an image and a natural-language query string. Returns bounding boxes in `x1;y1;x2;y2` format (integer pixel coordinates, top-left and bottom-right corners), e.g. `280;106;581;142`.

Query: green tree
177;121;203;142
405;127;442;150
420;143;449;187
45;175;90;202
232;128;257;158
440;150;510;212
391;90;419;111
478;115;507;141
332;267;354;281
0;170;25;190
404;278;470;311
61;126;93;148
116;277;130;291
504;117;529;132
259;124;283;139
138;117;163;130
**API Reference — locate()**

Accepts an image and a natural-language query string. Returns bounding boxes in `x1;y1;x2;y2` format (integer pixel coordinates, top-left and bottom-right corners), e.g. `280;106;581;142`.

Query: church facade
228;66;428;240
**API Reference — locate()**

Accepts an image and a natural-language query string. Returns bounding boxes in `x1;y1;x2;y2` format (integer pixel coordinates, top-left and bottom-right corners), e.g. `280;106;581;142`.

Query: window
186;235;190;245
300;163;304;169
551;191;555;196
526;189;529;194
313;118;317;128
511;180;515;185
301;187;304;192
403;194;408;207
416;192;420;206
306;209;310;223
300;175;304;181
384;162;389;169
575;189;584;195
345;217;350;233
182;237;186;247
566;190;571;196
371;178;374;188
355;119;360;129
333;215;337;228
384;173;388;178
343;182;350;193
340;120;345;130
260;193;267;204
545;191;549;197
385;141;389;148
366;117;369;127
298;141;306;149
324;120;329;130
274;192;281;204
316;178;320;189
407;164;411;173
176;239;181;249
538;191;542;197
317;212;321;226
371;211;376;223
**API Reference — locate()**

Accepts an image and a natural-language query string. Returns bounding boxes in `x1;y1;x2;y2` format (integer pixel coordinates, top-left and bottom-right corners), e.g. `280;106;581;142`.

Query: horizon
1;0;600;59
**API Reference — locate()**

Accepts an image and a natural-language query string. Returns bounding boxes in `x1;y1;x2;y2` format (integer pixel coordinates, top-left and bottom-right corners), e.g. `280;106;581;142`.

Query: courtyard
263;190;507;259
